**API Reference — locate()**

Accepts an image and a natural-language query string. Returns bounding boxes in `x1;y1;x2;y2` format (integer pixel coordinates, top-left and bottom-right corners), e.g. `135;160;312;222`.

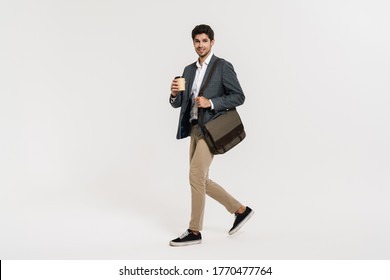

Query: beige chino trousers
189;125;242;231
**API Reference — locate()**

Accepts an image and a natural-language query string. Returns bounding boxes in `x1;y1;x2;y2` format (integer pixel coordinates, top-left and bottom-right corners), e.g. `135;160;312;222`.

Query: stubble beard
197;48;210;59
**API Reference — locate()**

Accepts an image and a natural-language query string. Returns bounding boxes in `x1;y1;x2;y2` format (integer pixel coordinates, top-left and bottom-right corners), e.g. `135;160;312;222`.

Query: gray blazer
170;54;245;139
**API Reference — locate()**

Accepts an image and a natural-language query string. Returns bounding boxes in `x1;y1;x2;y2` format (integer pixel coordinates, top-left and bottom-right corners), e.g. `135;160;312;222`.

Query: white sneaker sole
228;210;254;235
169;239;202;247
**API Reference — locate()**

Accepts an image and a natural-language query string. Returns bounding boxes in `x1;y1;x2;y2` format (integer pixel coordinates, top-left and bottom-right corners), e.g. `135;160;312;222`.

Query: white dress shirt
190;52;214;122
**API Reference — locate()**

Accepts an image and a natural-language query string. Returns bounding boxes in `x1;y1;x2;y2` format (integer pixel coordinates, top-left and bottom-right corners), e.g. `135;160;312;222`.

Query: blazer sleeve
211;60;245;112
169;93;182;108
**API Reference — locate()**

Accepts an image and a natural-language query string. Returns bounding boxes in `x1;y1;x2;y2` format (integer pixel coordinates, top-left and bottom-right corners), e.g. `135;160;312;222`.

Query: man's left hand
195;97;211;108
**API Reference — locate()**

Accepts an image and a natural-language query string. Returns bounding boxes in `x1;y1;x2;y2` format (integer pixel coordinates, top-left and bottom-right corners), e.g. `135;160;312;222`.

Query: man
169;24;253;246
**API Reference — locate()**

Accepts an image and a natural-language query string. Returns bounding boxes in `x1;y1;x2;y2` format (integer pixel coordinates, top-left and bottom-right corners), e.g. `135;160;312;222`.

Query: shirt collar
196;52;214;68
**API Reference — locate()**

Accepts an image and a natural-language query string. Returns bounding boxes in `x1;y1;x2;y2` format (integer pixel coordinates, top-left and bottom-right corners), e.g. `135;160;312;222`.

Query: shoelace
180;230;191;239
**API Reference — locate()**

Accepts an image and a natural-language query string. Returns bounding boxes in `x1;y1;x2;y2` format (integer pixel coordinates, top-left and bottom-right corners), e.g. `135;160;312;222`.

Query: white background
1;0;389;259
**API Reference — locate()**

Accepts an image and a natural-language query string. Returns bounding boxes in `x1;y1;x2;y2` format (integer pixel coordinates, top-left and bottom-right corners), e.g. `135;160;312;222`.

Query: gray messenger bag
199;58;246;154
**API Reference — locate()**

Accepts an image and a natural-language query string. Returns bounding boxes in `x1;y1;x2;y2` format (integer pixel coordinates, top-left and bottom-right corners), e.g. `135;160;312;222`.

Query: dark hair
191;24;214;41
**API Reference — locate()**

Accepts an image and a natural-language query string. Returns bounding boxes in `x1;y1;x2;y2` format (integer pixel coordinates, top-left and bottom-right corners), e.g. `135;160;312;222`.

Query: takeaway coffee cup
175;76;186;92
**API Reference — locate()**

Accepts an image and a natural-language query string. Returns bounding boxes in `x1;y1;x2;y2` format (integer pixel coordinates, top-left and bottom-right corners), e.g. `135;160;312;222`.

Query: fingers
171;80;179;87
171;85;179;91
171;80;179;93
195;97;208;108
195;97;201;107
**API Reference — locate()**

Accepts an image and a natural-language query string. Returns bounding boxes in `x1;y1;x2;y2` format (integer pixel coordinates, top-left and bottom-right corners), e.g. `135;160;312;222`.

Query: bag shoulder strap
199;57;220;97
198;57;219;128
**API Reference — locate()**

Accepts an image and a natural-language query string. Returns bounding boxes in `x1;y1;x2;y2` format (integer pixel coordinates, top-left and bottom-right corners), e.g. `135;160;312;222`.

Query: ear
211;40;215;47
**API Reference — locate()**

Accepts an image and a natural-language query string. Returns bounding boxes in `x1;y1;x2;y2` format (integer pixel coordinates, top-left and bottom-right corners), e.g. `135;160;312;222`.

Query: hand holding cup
171;76;185;97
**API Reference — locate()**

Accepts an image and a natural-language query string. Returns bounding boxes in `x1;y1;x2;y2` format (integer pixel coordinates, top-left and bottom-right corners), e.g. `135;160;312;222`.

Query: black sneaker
228;206;254;235
169;229;202;247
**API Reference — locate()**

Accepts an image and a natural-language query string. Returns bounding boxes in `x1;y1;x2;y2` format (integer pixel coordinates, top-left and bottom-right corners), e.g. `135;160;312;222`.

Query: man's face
193;33;214;59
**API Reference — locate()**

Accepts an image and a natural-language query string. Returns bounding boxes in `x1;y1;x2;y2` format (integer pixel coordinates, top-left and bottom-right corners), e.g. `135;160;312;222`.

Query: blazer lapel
186;62;197;96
